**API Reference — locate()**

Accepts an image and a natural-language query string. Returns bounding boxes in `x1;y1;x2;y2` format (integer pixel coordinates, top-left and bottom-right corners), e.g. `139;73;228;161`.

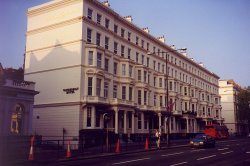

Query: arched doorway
10;104;24;135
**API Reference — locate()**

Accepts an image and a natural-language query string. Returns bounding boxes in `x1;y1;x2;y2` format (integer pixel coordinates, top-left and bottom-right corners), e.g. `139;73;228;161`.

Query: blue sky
1;0;250;87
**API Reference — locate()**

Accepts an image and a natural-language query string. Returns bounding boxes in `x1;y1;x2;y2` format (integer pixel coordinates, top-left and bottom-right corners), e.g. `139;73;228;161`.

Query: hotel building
24;0;222;141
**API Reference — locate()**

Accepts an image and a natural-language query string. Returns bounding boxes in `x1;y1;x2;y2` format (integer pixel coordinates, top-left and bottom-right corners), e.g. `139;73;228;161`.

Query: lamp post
148;47;187;146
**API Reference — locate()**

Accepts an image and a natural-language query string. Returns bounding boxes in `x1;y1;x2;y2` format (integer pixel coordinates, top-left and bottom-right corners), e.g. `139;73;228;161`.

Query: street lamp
148;47;187;146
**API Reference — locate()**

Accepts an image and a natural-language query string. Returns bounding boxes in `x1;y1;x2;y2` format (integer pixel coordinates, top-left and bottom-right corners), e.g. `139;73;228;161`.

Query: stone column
92;107;96;129
158;113;162;132
168;117;172;133
92;76;96;96
186;118;189;133
132;112;135;134
123;111;127;134
114;108;119;134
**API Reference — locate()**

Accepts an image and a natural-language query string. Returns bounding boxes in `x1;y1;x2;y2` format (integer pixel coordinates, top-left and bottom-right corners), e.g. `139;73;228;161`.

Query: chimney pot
142;27;150;33
157;36;165;43
103;1;110;7
124;15;133;22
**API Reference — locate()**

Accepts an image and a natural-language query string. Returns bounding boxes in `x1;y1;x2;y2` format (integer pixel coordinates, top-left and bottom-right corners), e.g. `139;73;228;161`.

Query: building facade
219;80;244;135
24;0;222;140
0;64;38;136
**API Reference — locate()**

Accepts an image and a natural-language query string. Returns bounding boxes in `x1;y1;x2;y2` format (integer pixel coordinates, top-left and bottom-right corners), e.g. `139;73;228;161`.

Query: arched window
10;104;24;134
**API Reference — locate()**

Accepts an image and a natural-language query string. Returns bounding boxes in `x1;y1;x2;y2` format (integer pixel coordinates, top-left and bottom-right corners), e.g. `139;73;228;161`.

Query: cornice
27;0;82;17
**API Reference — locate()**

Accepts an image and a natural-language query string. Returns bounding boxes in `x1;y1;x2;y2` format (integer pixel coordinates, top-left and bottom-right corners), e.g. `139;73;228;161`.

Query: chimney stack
199;62;204;67
181;52;188;57
103;1;110;7
170;45;176;50
157;36;165;43
180;49;188;57
142;27;150;33
124;16;133;22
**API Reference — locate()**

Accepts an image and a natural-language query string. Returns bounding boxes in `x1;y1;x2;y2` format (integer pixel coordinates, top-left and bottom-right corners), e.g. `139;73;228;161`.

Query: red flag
166;102;175;112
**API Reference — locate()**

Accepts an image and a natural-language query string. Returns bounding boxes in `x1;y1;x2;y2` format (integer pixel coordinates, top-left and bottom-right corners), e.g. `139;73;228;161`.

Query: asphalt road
49;138;250;166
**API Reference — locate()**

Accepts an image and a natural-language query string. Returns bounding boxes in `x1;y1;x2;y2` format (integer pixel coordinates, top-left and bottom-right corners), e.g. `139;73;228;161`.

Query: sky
1;0;250;87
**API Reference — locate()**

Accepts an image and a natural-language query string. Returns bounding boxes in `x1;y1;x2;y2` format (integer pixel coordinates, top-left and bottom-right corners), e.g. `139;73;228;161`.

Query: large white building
219;80;246;135
24;0;222;141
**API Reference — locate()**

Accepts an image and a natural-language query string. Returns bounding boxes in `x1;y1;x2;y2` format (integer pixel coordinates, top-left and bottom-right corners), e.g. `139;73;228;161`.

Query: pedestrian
155;129;161;149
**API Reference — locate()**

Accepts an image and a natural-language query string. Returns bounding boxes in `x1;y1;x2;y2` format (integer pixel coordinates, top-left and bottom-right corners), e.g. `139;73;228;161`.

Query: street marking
112;158;150;165
197;155;216;161
221;151;233;155
218;148;229;151
162;152;184;157
170;161;188;166
190;149;205;152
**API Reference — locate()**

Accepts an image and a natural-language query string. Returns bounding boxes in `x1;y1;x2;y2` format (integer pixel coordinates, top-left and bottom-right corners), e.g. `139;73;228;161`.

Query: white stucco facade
219;80;240;135
24;0;222;140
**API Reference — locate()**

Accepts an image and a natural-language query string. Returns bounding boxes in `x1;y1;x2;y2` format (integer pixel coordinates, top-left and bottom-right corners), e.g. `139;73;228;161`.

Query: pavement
6;138;190;166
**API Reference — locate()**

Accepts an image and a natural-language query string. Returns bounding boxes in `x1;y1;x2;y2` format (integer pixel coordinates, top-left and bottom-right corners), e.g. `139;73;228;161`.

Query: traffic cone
28;136;35;161
28;145;34;160
145;138;149;150
66;141;72;158
115;139;120;153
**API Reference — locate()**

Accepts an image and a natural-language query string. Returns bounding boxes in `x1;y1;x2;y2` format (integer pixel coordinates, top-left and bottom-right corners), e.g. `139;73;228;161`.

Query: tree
237;86;250;134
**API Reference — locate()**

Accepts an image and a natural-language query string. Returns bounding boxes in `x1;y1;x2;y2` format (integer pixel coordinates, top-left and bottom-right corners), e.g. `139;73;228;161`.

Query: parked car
190;134;216;148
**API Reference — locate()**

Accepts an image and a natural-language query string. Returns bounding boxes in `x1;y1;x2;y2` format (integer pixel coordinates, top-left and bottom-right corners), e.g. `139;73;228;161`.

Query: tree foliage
237;86;250;130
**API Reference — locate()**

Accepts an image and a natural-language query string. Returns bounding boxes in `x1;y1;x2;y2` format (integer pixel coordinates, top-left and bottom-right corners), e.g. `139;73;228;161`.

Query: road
27;138;250;166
